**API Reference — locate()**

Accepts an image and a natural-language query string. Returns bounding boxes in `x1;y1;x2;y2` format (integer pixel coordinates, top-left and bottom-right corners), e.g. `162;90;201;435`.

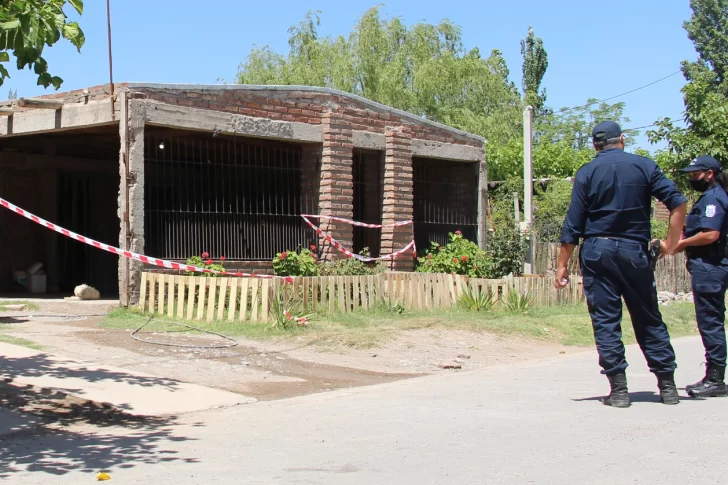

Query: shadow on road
0;380;200;479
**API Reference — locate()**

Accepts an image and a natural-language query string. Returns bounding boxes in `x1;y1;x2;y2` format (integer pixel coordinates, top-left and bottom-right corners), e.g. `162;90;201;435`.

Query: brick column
381;128;414;271
319;111;353;260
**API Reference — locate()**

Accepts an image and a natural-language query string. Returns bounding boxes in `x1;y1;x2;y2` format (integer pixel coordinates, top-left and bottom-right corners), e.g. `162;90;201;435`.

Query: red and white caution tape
0;197;294;284
301;215;416;262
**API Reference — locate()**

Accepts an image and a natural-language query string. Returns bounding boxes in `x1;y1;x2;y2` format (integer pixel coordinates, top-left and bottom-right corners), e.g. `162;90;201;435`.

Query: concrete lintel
141;100;323;143
411;139;484;162
18;97;64;109
352;131;385;150
0;100;116;137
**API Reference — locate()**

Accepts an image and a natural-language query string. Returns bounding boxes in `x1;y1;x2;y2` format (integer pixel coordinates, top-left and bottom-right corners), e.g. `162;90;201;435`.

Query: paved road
2;336;726;484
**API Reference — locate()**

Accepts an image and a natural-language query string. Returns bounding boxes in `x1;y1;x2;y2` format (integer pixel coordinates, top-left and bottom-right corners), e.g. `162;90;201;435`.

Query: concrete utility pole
522;106;536;274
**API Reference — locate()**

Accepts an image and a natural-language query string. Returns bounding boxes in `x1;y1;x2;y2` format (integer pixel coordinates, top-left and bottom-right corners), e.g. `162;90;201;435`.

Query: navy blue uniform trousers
580;237;676;375
688;258;728;367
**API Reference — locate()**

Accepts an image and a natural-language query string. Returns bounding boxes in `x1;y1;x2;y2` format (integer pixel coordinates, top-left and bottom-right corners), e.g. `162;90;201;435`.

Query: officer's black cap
591;121;623;142
679;155;723;173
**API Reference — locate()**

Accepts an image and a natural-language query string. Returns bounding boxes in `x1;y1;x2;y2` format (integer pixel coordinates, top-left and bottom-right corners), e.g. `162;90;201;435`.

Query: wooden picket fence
138;272;585;323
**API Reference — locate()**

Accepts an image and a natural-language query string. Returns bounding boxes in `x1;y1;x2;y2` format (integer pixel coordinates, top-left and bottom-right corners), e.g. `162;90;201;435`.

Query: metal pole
523;106;535;274
106;0;115;120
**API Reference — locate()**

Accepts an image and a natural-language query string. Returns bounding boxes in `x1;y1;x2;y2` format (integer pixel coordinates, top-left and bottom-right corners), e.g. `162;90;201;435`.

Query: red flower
461;256;468;262
201;251;210;259
452;258;459;264
220;256;226;261
426;254;432;259
455;230;462;236
438;246;443;251
310;244;317;251
280;252;288;260
205;259;213;265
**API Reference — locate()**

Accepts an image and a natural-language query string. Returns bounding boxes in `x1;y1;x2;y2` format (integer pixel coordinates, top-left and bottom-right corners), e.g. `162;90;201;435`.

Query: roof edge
126;83;486;143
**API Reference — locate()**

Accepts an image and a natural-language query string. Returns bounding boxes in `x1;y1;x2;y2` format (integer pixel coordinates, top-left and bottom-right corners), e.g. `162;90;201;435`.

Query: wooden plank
176;276;185;319
195;278;207;321
167;275;175;318
303;278;311;312
311;278;318;312
251;280;260;322
147;273;157;314
185;278;196;320
139;273;148;310
336;276;345;313
228;278;239;321
375;274;383;305
420;273;433;310
329;277;336;313
239;278;250;322
217;278;228;321
206;278;218;322
157;274;166;315
350;277;358;311
454;276;464;301
261;280;270;322
446;273;457;305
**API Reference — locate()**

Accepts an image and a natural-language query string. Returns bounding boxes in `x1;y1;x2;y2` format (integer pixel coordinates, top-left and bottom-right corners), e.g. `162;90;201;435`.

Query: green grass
100;303;701;351
0;334;43;350
0;300;40;311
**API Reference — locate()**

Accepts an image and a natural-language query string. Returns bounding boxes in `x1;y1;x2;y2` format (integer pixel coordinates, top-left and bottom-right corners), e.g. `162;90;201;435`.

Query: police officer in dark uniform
670;156;728;398
555;121;687;408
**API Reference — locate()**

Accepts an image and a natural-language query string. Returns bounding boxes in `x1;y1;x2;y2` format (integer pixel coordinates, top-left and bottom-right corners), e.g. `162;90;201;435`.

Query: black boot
603;373;630;408
656;372;680;405
688;364;727;398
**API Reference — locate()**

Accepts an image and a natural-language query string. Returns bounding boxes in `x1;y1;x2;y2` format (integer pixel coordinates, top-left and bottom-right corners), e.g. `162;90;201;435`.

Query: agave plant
459;285;494;312
269;286;313;331
504;287;534;314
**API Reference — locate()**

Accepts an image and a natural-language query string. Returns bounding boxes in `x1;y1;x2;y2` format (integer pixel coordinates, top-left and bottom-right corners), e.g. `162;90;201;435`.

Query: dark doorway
413;157;478;250
56;172;119;296
352;149;383;257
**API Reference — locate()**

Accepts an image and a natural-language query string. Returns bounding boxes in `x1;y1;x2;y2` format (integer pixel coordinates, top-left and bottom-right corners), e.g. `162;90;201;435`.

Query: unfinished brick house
0;84;486;305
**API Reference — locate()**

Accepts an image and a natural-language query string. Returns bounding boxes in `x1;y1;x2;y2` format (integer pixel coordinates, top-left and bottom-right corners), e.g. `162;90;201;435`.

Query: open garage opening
0;125;121;297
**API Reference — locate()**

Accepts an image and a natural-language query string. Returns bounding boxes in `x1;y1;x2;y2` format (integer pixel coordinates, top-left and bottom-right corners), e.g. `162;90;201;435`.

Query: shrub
186;252;226;277
486;226;527;278
416;232;493;278
319;248;386;276
272;248;320;277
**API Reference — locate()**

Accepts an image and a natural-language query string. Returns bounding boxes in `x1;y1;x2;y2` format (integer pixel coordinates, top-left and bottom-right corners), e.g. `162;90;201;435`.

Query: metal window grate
352;149;383;257
144;132;318;261
413;157;478;248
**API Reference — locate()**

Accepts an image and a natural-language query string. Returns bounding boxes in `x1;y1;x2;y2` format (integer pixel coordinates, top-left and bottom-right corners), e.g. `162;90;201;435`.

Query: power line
548;71;682;117
537;114;685;146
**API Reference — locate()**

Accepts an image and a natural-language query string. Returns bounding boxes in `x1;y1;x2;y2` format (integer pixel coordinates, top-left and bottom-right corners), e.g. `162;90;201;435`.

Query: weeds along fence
138;272;586;323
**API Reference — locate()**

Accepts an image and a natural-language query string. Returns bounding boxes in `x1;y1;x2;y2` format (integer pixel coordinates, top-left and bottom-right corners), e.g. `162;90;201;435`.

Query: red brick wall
382;129;414;271
131;87;482;149
318;111;354;258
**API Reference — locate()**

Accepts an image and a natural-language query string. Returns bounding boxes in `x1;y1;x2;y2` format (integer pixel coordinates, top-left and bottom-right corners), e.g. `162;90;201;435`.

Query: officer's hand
554;267;569;289
658;240;669;258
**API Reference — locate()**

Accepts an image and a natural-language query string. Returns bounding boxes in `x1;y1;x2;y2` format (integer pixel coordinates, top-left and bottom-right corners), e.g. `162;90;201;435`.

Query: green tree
0;0;85;89
486;99;636;181
520;26;548;112
237;7;523;146
648;0;728;165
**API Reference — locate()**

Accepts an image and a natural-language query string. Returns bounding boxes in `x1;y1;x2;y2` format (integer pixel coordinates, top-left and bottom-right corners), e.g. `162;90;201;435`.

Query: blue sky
2;0;696;149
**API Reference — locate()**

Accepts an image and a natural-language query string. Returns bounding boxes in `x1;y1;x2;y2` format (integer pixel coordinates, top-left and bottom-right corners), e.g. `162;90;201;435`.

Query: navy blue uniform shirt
684;183;728;246
560;148;687;245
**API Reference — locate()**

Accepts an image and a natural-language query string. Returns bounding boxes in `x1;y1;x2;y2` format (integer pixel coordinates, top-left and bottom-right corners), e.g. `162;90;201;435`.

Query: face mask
690;179;710;192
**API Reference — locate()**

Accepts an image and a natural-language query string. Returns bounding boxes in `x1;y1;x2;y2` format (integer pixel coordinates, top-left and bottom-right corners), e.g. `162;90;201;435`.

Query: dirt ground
0;300;577;402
